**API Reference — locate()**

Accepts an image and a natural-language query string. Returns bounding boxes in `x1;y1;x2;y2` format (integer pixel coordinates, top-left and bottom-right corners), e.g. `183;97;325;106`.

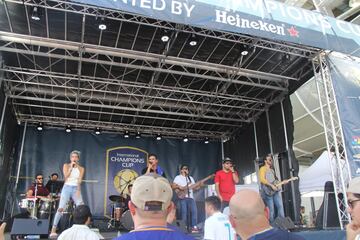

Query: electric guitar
174;174;215;199
262;176;298;196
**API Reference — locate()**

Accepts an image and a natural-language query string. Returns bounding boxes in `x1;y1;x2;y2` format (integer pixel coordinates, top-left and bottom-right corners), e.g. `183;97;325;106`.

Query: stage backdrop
12;128;221;216
328;55;360;178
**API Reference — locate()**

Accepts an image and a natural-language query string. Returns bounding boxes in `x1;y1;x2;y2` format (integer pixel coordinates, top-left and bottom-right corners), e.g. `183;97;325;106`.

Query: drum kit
107;195;134;231
18;194;58;220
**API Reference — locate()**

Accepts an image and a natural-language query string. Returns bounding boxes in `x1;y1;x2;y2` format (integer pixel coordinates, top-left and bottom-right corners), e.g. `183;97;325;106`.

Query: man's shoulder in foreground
250;227;305;240
58;224;100;240
113;226;195;240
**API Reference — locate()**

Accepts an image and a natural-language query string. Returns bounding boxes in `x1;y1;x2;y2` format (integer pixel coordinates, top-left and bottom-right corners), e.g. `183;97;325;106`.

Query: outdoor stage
0;0;360;238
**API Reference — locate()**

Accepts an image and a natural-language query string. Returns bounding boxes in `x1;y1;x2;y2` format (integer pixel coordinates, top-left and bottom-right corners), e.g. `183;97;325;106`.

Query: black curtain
0;86;21;217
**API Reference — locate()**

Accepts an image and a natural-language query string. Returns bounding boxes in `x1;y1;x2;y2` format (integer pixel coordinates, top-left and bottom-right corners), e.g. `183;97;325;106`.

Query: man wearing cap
214;157;239;210
58;205;100;240
114;173;195;240
346;177;360;240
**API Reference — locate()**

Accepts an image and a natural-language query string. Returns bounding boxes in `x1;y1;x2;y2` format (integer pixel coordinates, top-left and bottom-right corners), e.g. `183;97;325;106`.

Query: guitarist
259;154;285;222
173;164;200;233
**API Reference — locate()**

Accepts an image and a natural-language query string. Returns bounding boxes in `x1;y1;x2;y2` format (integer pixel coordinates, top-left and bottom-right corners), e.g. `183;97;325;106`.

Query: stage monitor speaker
10;219;49;238
272;216;295;230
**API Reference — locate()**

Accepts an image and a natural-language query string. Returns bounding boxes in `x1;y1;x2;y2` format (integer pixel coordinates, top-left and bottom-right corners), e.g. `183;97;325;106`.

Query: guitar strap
186;176;191;197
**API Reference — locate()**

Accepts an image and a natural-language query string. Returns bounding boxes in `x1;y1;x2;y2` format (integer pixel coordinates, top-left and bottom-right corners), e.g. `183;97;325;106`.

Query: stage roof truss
0;0;319;139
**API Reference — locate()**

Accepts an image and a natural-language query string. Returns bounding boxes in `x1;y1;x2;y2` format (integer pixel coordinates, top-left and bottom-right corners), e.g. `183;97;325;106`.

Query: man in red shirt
215;158;239;210
27;173;50;198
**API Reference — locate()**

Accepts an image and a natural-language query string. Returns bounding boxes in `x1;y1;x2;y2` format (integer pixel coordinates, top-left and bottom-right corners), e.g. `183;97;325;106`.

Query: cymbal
109;195;126;202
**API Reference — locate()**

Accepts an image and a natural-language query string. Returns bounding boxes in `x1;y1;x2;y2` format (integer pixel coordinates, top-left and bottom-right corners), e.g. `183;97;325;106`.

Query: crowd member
0;222;6;240
204;196;235;240
346;177;360;240
141;154;166;178
173;164;200;233
58;205;100;240
229;189;304;240
114;173;194;240
259;154;285;222
45;173;63;194
50;150;85;238
215;158;239;210
26;173;50;198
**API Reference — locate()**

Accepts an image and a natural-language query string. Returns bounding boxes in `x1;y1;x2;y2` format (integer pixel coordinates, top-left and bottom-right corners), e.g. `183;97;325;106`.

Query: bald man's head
229;189;267;221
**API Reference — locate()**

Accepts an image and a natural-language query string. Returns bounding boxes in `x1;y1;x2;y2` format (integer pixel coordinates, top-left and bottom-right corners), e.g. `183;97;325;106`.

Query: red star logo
287;26;299;37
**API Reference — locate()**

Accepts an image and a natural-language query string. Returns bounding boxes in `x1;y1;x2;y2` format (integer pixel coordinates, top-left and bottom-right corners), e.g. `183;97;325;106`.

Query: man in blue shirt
229;189;304;240
113;173;194;240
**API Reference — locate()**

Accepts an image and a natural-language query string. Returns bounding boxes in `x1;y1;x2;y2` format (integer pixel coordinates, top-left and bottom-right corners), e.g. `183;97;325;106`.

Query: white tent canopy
299;150;347;193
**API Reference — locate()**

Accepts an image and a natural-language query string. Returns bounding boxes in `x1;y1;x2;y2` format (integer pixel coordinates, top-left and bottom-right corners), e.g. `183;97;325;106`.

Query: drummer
26;173;50;198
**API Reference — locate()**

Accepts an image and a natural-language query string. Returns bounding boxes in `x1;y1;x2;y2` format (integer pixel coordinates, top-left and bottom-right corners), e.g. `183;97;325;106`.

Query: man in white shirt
204;196;236;240
58;205;100;240
173;164;199;233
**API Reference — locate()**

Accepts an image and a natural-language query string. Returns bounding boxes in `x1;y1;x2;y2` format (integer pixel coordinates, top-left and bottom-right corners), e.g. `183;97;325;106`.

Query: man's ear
166;201;175;215
229;215;236;229
129;201;136;216
265;207;270;220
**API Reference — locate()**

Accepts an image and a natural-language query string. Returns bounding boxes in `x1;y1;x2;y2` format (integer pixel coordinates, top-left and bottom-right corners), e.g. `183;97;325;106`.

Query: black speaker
272;216;295;230
10;219;49;238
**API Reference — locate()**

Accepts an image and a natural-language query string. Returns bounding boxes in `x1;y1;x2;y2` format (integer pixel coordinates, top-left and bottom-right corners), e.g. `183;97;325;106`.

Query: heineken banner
104;146;147;217
328;54;360;177
72;0;360;57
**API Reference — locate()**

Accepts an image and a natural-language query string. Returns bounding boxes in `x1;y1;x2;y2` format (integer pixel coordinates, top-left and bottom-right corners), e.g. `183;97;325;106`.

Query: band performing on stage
17;151;297;237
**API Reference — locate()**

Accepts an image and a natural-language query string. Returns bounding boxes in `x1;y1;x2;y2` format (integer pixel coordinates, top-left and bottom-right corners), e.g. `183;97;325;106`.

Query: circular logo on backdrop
113;169;138;195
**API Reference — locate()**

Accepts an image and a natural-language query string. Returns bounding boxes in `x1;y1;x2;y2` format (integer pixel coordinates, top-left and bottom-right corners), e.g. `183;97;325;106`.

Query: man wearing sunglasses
346;177;360;240
26;173;50;198
215;158;239;210
173;165;199;233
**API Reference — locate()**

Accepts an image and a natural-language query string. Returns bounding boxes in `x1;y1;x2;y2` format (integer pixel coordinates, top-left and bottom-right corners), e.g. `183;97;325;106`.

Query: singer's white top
66;167;80;186
173;175;195;199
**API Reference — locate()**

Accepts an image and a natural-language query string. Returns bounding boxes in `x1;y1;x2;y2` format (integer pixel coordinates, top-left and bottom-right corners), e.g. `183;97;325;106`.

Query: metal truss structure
313;53;352;229
0;0;318;139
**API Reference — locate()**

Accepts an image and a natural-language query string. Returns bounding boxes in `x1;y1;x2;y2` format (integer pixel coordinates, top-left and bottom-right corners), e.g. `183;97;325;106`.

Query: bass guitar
262;176;298;196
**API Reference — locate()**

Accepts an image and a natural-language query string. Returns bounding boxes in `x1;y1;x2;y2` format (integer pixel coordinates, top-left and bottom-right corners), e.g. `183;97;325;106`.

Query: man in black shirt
45;173;63;194
141;153;166;178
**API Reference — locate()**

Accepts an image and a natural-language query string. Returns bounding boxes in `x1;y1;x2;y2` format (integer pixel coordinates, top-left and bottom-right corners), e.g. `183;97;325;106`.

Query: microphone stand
32;182;39;219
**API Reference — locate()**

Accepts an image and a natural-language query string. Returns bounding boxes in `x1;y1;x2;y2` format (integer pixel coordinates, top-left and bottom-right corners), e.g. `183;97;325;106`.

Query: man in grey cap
214;157;239;210
346;177;360;240
113;173;194;240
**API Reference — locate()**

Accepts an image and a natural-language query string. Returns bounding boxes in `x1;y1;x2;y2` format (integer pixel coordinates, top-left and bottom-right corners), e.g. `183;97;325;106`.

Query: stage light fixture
95;127;101;135
65;126;72;133
135;132;141;139
156;134;162;141
241;50;249;56
183;136;189;142
204;137;210;144
161;30;170;43
98;17;107;30
31;7;40;21
124;131;130;138
189;34;198;46
37;123;43;131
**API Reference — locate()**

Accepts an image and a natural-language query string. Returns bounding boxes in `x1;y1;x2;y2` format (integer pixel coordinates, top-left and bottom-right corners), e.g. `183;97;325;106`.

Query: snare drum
120;210;134;231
